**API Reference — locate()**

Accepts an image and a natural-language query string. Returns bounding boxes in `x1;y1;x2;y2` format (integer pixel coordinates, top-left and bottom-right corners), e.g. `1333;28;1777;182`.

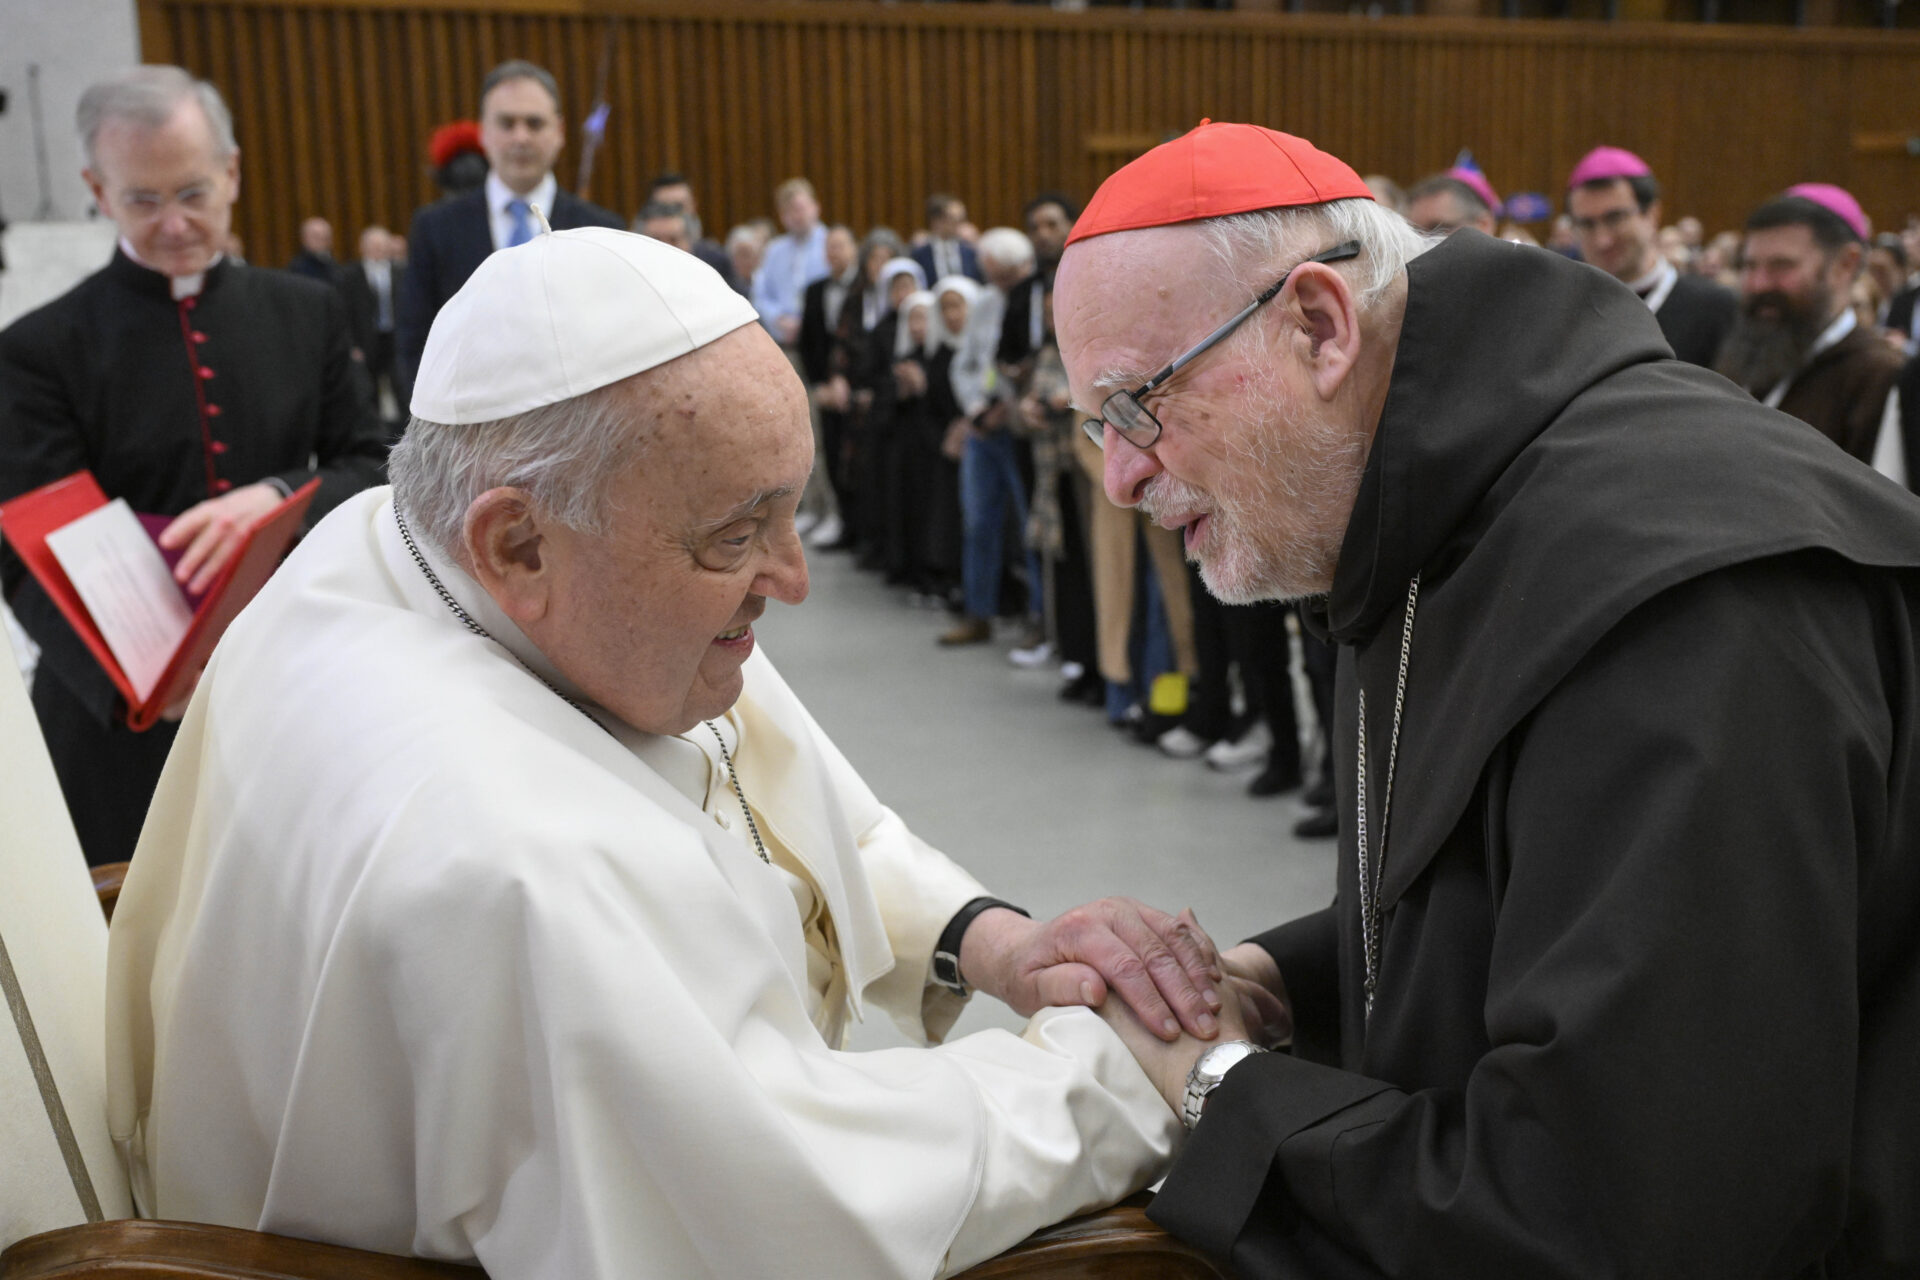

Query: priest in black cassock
1058;122;1920;1278
1565;146;1735;369
0;65;385;868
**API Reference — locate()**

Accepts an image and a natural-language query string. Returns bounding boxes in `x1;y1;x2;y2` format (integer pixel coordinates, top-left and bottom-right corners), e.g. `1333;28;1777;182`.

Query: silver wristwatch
1181;1040;1265;1129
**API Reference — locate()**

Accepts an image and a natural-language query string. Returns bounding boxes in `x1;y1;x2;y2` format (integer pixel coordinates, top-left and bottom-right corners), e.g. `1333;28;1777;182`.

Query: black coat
396;186;623;384
284;249;340;286
997;273;1048;369
797;274;864;387
338;258;405;357
1651;270;1736;369
910;239;982;289
1151;232;1920;1277
0;249;386;863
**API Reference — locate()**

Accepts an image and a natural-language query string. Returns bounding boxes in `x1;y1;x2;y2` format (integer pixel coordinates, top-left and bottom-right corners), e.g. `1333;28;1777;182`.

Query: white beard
1141;396;1367;605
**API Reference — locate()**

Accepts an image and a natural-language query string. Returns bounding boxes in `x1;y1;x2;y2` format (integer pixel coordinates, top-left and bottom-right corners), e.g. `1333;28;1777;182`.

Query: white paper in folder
43;499;192;702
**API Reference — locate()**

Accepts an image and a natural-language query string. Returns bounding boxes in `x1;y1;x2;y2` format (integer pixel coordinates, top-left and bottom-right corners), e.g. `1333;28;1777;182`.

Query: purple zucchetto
1567;146;1653;190
1784;183;1869;242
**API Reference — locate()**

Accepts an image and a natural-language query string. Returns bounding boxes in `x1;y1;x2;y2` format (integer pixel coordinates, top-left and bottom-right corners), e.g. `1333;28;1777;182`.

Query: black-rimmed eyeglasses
1080;240;1363;451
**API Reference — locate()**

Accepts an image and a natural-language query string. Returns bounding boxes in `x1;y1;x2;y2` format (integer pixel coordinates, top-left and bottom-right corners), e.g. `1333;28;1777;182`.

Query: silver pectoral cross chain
1355;574;1419;1024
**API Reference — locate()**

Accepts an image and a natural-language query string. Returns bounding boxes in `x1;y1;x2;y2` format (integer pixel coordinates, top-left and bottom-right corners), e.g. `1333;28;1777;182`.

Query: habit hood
1318;229;1920;913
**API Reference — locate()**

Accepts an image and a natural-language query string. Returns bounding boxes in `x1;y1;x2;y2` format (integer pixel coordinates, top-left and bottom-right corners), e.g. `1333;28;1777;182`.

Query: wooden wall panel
134;0;1920;269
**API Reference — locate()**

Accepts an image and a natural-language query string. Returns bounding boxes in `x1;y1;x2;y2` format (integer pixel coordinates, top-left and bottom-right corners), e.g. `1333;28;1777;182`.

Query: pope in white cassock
102;226;1257;1278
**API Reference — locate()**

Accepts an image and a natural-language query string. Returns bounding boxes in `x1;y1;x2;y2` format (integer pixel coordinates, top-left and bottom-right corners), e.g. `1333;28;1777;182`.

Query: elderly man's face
481;76;564;197
85;100;239;279
542;326;813;734
982;251;1029;292
1055;226;1368;603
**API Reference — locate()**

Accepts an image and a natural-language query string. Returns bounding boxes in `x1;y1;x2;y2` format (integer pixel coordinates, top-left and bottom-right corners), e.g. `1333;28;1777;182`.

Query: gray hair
388;379;649;562
77;65;236;168
1197;197;1440;315
977;226;1036;273
480;60;561;116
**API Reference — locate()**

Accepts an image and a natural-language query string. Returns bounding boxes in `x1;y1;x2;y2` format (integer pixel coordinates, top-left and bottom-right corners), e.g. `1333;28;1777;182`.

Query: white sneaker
1009;639;1054;669
1156;726;1211;759
1205;722;1273;771
1059;660;1086;681
806;515;844;548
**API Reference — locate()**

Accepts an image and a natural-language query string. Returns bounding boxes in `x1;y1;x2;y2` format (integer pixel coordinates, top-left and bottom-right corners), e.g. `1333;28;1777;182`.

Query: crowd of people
4;54;1916;1280
14;56;1920;867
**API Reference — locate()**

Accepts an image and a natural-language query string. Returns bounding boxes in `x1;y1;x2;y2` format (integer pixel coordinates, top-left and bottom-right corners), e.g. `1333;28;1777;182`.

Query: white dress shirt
485;171;558;252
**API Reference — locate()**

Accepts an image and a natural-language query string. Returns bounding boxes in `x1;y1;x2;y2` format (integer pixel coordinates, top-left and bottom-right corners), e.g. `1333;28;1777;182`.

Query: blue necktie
506;199;534;248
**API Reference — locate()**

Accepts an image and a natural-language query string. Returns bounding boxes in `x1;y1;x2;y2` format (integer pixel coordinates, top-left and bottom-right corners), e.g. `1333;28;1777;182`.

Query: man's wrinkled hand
958;898;1227;1041
158;482;285;594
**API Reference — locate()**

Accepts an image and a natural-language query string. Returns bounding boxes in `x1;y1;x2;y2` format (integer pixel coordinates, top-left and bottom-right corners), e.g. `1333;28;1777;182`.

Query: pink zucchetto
1567;146;1653;190
1785;183;1869;242
1446;166;1501;213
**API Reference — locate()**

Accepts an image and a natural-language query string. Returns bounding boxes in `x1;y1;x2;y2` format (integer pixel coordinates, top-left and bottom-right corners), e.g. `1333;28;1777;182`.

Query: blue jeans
959;431;1041;621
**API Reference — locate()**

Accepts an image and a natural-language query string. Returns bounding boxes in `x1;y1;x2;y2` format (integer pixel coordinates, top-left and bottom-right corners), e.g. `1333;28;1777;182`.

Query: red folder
0;472;318;731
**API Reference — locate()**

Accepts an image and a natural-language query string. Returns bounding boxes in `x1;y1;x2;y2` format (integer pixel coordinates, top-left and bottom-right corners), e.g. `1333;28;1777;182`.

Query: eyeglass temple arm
1138;241;1361;395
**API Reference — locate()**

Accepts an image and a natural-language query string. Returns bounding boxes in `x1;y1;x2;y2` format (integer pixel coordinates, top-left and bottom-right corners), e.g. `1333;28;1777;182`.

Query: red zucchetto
1066;120;1376;247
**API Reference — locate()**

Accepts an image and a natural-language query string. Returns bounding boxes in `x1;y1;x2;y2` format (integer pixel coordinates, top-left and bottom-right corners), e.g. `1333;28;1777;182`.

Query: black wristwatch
931;897;1029;996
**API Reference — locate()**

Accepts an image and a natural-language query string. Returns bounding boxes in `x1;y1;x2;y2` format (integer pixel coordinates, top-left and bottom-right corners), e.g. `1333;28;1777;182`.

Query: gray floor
755;547;1337;1047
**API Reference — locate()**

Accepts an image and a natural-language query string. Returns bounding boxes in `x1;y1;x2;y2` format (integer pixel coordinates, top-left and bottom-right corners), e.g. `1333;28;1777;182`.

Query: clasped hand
958;899;1289;1053
1093;940;1293;1115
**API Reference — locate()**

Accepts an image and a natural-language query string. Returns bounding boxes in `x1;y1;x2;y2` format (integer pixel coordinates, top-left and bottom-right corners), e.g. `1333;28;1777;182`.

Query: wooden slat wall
136;0;1920;269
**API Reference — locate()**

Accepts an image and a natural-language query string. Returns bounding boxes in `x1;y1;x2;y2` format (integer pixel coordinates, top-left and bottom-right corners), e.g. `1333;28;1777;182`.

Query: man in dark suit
396;59;622;391
997;192;1077;372
285;217;340;285
1565;146;1734;370
797;225;863;548
911;193;982;287
339;224;407;433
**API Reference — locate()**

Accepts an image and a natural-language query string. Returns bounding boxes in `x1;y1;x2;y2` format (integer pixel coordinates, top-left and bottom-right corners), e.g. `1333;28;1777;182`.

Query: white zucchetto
410;226;759;424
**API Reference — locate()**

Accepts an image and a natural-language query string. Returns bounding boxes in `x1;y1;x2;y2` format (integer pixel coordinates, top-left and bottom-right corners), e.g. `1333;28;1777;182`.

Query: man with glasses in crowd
1054;120;1920;1277
1564;145;1734;369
